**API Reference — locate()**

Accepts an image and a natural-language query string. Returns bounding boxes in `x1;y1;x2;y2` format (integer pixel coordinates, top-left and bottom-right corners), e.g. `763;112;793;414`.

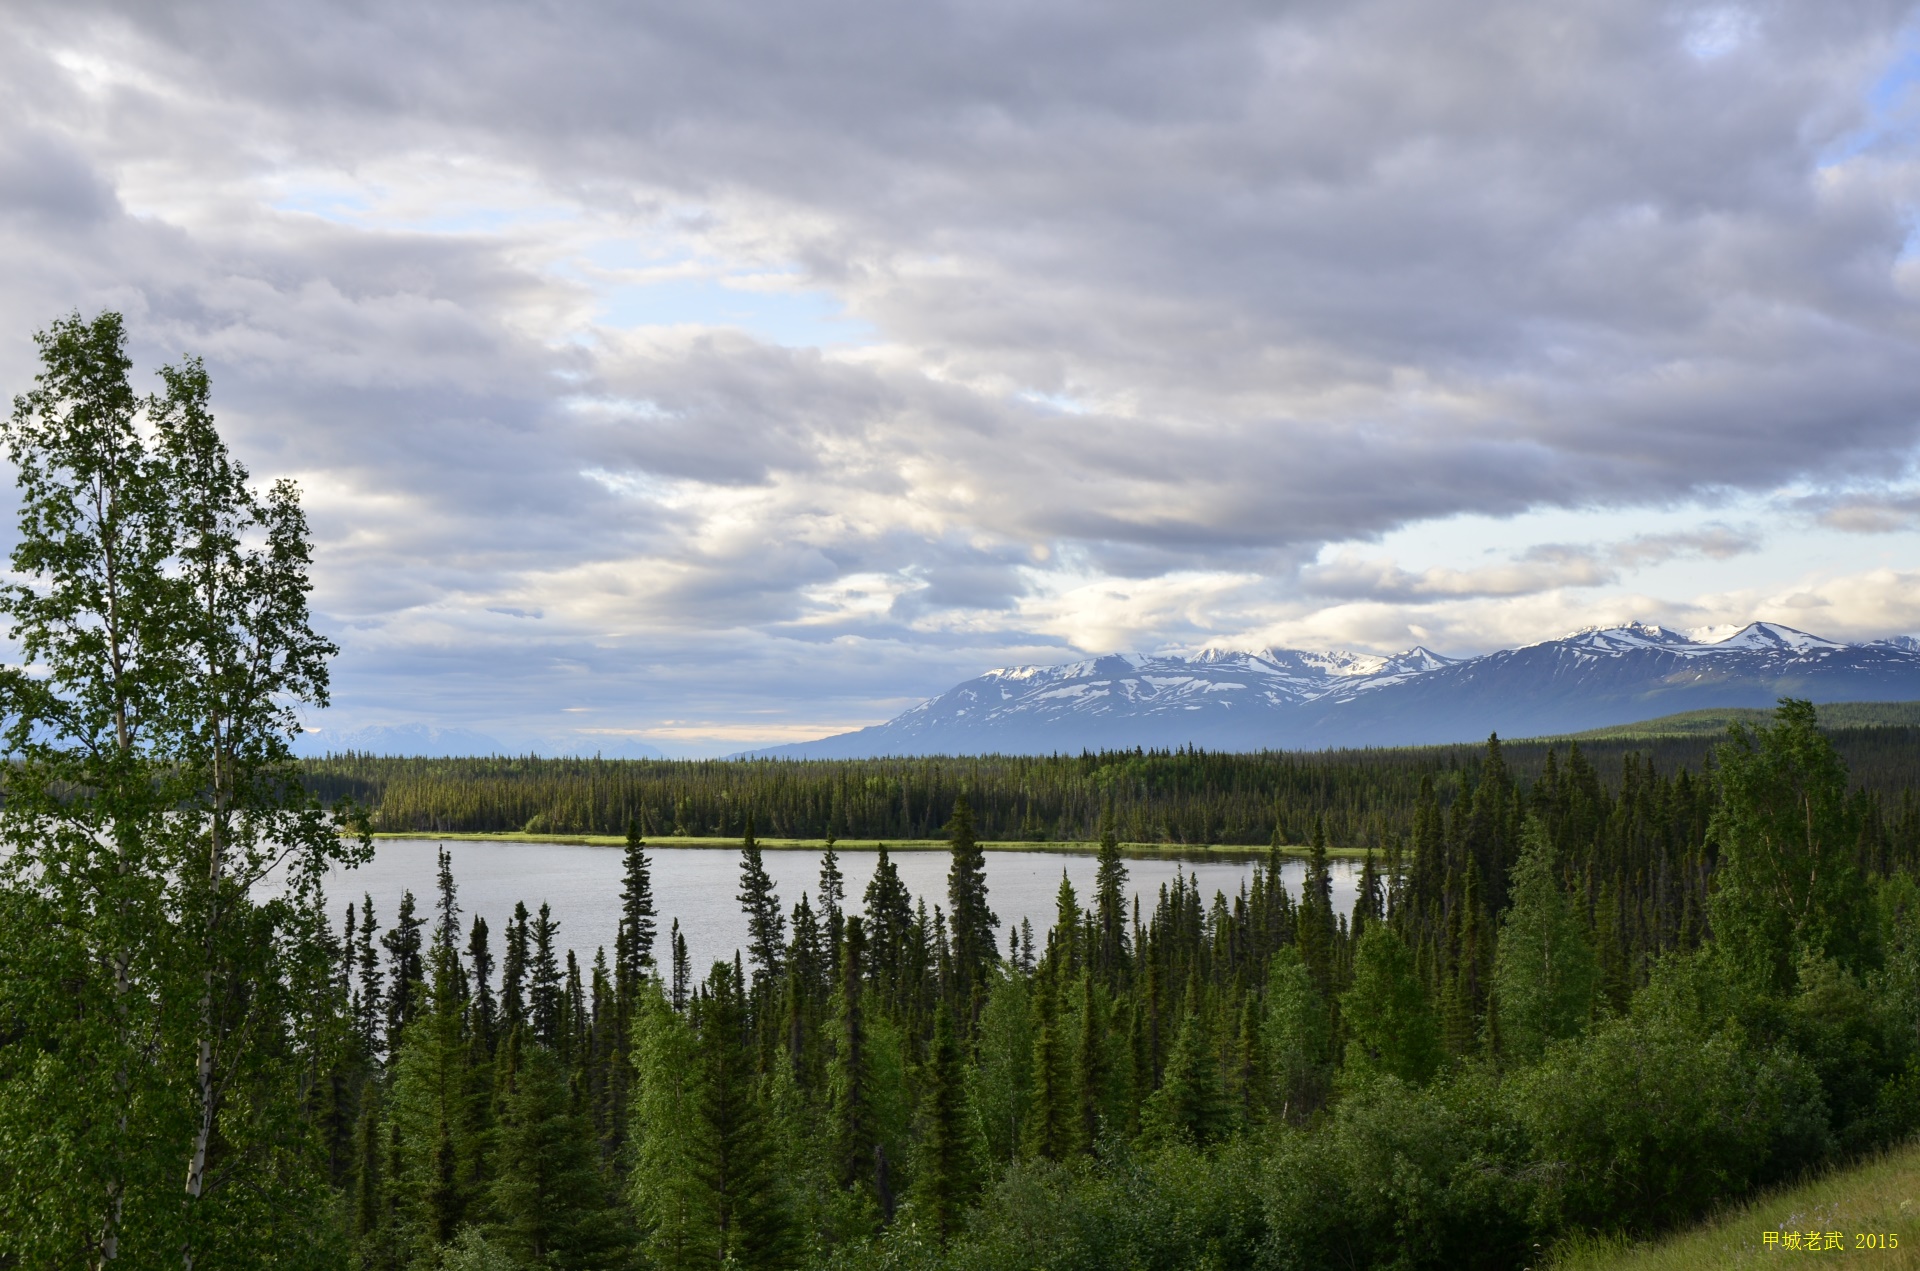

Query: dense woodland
304;725;1920;852
10;319;1920;1270
279;707;1920;1269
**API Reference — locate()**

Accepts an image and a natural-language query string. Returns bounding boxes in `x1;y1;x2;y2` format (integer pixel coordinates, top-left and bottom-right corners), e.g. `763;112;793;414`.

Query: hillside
1553;1138;1920;1269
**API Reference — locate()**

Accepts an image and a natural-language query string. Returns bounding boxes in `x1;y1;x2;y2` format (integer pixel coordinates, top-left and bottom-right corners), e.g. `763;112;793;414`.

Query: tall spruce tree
737;816;787;991
529;903;563;1047
946;796;1000;1013
911;1003;978;1243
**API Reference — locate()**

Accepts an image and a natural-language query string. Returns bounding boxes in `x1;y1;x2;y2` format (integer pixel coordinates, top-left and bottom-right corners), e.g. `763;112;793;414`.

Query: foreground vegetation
8;315;1920;1271
1552;1137;1920;1270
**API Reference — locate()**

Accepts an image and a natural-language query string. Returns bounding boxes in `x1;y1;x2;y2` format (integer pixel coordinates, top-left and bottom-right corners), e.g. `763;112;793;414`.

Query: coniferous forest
12;316;1920;1271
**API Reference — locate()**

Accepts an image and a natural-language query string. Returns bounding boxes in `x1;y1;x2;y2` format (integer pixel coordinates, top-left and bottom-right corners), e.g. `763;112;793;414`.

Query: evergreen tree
1493;817;1598;1063
529;903;563;1047
738;816;787;991
388;940;474;1258
501;901;530;1034
384;890;428;1052
466;916;497;1057
356;894;385;1059
819;839;847;978
1263;947;1331;1120
1023;972;1074;1160
630;982;709;1270
947;796;1000;1013
694;960;796;1267
670;919;691;1012
489;1036;631;1268
1093;821;1130;984
1711;699;1869;993
831;916;879;1205
1342;924;1441;1085
911;1003;978;1243
1143;1003;1232;1145
616;819;658;997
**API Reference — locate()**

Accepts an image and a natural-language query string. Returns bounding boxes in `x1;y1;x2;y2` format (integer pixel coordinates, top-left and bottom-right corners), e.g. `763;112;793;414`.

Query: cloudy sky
4;1;1920;754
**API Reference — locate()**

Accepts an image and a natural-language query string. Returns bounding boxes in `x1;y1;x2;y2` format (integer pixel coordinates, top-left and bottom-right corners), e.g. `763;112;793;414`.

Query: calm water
280;839;1363;979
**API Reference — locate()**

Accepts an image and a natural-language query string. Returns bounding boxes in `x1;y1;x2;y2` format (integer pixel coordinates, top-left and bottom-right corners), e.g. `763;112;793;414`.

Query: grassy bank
1553;1139;1920;1269
366;830;1374;859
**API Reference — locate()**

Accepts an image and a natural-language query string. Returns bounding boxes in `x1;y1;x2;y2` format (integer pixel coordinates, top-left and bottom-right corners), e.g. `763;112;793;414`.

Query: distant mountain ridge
754;622;1920;758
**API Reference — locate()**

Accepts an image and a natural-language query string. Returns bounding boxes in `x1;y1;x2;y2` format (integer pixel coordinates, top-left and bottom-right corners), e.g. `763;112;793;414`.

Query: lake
288;838;1366;978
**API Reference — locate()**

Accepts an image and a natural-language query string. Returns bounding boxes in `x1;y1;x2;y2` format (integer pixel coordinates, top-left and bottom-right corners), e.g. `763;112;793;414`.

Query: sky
4;1;1920;756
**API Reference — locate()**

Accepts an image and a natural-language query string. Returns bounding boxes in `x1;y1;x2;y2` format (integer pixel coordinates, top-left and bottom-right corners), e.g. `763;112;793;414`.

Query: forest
8;315;1920;1270
304;724;1920;853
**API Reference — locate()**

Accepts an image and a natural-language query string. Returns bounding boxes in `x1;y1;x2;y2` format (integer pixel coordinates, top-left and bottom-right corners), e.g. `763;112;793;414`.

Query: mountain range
755;622;1920;758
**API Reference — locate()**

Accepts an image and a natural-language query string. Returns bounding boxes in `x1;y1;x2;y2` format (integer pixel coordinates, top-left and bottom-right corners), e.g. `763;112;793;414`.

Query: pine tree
1093;821;1130;984
694;959;796;1267
529;903;562;1047
630;981;710;1270
737;816;787;992
356;894;385;1059
489;1035;631;1268
831;916;878;1203
384;890;428;1052
946;795;1000;1013
388;940;474;1258
1143;1002;1232;1145
819;840;847;979
1341;924;1441;1084
1074;975;1108;1149
501;901;530;1034
1492;817;1597;1063
670;919;691;1012
911;1003;978;1243
466;916;497;1058
616;818;658;998
1024;972;1073;1160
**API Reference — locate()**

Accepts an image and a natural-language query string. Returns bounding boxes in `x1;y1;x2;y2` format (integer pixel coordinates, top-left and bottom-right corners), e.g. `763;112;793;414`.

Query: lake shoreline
367;830;1376;861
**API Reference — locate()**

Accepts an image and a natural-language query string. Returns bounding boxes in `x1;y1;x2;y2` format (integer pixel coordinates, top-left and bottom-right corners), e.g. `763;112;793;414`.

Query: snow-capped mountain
755;623;1920;757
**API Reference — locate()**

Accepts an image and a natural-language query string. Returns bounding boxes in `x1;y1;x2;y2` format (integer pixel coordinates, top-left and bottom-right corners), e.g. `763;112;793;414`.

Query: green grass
366;830;1369;859
1551;1140;1920;1269
1556;702;1920;743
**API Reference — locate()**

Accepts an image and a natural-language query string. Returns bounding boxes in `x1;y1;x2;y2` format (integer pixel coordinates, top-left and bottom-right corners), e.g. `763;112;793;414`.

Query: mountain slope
757;623;1920;757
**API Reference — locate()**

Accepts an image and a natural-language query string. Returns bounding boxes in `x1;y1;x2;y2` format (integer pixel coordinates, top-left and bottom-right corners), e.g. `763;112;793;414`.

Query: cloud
1299;525;1762;601
1797;489;1920;533
0;0;1916;746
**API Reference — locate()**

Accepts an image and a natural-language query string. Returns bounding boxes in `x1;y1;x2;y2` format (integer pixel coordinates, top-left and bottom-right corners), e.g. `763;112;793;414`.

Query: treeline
303;703;1920;1269
303;723;1920;850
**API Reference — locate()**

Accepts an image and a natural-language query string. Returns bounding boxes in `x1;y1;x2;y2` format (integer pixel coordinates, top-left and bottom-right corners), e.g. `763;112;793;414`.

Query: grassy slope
1561;701;1920;741
1553;1140;1920;1269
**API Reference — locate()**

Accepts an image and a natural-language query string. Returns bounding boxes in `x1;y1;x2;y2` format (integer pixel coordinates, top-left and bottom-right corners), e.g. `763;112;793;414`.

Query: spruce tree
616;818;658;997
831;916;878;1202
670;919;691;1012
737;816;787;991
911;1003;978;1243
384;890;428;1052
356;894;385;1059
630;981;710;1270
489;1036;631;1268
1143;1004;1231;1146
946;796;1000;1011
388;940;474;1258
466;916;497;1057
1492;817;1597;1063
694;960;795;1267
1093;821;1130;984
529;903;562;1047
501;901;530;1034
1341;924;1441;1085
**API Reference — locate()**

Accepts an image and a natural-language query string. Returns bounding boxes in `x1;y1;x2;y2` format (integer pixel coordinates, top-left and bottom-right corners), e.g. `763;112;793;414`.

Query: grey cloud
1796;490;1920;533
0;0;1916;741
